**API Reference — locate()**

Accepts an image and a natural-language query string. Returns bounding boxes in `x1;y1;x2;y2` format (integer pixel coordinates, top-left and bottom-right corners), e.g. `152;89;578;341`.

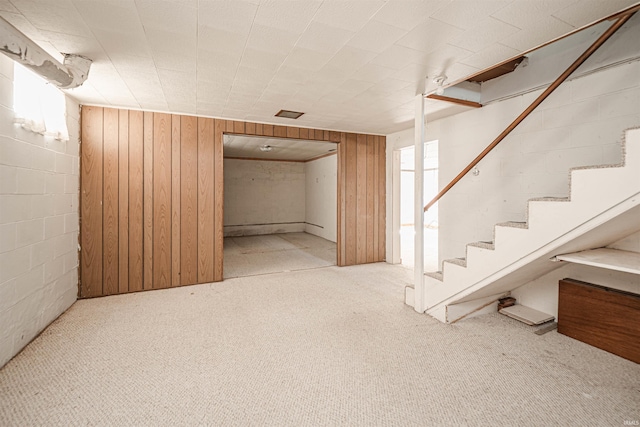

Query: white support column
413;94;425;312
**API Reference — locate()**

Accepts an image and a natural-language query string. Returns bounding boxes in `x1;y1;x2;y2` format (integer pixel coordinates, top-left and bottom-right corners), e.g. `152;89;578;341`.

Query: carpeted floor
0;262;638;426
223;233;336;278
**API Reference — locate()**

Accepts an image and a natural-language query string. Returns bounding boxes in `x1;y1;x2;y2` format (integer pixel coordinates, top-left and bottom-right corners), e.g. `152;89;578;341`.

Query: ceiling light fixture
259;145;273;152
433;75;447;95
275;109;304;119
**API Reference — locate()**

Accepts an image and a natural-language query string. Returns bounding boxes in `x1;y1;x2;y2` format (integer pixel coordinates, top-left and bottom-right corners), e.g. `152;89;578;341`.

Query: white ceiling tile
36;30;107;61
281;47;333;70
152;51;197;73
431;0;513;30
552;0;637;28
352;64;397;84
490;0;577;30
372;0;451;30
234;66;274;85
421;44;474;70
239;48;286;72
449;17;521;53
6;0;629;135
198;0;258;35
313;0;386;31
346;20;407;53
295;21;355;55
396;18;465;53
72;0;142;33
499;16;575;52
245;24;299;55
10;0;86;30
323;46;377;74
369;44;429;70
0;11;45;41
253;0;321;33
198;26;248;56
391;63;429;83
145;28;196;56
0;0;18;13
459;43;521;70
92;28;151;58
136;0;197;33
272;66;311;85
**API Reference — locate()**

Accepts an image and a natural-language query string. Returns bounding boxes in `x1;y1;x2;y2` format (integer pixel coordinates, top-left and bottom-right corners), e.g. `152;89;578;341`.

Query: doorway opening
222;135;338;278
399;140;439;272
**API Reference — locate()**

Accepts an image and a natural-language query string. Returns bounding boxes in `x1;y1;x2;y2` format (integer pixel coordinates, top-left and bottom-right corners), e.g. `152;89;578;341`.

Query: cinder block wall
0;55;80;368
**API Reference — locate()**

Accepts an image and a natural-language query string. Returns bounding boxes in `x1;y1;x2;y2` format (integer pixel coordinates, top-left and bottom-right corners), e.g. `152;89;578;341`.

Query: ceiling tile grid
1;0;637;134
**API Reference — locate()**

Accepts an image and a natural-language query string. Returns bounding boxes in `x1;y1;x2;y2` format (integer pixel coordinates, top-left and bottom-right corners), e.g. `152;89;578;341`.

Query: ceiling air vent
275;109;304;119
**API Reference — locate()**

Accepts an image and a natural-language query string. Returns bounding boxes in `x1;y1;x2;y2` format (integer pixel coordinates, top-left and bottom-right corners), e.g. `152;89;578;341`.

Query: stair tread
570;163;623;172
496;221;528;229
443;257;467;267
468;241;495;250
425;271;443;281
529;196;570;202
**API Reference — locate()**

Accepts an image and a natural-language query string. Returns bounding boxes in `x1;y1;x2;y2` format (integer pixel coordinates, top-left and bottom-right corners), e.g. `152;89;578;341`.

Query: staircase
406;127;640;323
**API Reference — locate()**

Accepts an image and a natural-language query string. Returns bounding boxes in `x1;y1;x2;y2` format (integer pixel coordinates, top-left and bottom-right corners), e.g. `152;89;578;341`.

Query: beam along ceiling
224;135;337;161
1;0;637;135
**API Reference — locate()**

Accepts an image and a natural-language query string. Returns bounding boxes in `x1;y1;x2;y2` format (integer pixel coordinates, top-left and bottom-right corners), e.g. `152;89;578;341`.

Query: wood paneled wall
80;106;385;297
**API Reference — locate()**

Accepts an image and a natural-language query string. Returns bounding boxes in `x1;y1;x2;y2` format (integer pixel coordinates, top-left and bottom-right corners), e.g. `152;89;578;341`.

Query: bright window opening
13;63;69;141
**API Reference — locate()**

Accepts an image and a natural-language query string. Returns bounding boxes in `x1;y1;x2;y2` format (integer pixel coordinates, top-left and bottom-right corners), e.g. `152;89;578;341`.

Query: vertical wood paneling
80;106;103;297
153;113;172;289
378;136;386;261
286;127;299;139
345;133;357;265
128;111;144;292
198;117;215;283
102;108;119;295
233;121;245;134
356;134;367;264
214;119;224;281
337;133;346;266
171;115;181;287
118;110;129;293
373;135;379;262
143;112;154;290
181;115;198;285
81;109;387;295
366;135;375;263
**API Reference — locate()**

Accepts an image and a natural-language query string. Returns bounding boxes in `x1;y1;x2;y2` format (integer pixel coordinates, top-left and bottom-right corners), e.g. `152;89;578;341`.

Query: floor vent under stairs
406;127;640;323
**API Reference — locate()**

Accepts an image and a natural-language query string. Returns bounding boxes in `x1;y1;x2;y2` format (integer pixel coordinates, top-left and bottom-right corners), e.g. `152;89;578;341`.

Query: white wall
304;154;337;242
223;159;306;236
0;55;80;368
434;59;639;264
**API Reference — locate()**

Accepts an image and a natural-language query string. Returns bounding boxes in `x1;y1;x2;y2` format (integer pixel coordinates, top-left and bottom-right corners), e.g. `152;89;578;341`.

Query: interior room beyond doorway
399;141;439;272
223;135;338;278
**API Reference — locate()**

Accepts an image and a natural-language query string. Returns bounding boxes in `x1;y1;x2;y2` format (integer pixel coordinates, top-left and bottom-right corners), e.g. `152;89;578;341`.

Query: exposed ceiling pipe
0;16;91;89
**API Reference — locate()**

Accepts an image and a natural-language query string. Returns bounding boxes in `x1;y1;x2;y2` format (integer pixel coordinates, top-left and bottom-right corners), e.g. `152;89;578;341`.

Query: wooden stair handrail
424;11;635;212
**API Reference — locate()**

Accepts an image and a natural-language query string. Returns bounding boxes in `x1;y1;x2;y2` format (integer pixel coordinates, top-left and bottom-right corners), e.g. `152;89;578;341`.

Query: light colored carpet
0;262;639;426
223;233;336;279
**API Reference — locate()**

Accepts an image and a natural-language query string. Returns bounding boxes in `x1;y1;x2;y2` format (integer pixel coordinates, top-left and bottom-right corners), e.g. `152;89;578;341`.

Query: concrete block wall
223;159;306;236
436;59;639;264
0;55;79;368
